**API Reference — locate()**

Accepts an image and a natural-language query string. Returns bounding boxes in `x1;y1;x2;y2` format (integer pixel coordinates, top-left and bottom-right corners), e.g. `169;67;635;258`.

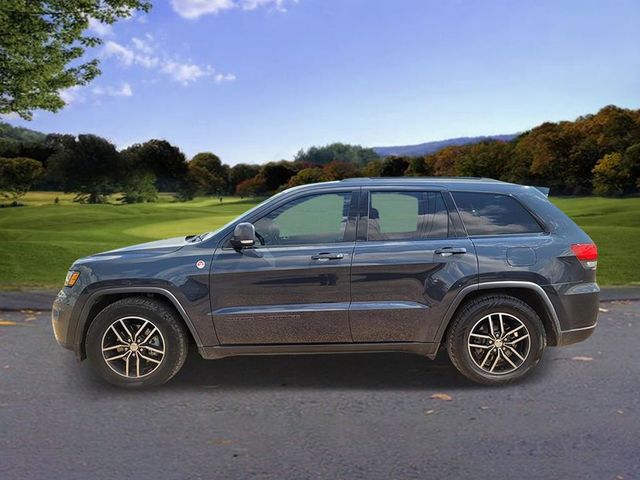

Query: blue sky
5;0;640;164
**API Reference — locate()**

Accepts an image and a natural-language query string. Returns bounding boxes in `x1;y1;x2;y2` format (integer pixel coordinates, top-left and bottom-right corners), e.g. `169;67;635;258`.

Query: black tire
446;294;546;385
86;296;189;388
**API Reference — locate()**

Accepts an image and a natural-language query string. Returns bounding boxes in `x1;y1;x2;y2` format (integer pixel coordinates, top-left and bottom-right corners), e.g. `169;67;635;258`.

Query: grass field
0;192;638;289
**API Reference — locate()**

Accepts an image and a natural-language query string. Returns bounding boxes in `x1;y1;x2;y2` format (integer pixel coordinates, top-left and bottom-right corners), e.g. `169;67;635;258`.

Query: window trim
449;190;549;237
221;189;359;249
359;189;452;243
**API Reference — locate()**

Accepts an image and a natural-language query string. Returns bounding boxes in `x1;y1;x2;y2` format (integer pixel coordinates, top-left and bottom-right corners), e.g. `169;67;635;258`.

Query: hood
93;236;191;257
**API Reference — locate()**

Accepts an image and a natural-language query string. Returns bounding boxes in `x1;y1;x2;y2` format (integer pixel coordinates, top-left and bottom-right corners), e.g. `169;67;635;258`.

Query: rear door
349;188;478;343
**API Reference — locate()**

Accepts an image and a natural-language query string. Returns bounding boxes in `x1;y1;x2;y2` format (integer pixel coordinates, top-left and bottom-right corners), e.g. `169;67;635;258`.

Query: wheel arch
436;281;561;347
75;287;203;360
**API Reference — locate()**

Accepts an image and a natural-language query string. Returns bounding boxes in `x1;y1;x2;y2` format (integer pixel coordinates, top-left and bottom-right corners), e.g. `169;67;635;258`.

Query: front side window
254;192;352;245
452;192;543;235
367;191;449;241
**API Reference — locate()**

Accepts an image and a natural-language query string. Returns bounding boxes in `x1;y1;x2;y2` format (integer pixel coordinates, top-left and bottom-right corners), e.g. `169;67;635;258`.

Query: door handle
311;252;345;260
435;247;467;256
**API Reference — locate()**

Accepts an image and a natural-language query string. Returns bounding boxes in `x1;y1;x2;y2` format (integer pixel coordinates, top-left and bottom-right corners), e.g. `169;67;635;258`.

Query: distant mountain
373;134;519;157
0;121;47;143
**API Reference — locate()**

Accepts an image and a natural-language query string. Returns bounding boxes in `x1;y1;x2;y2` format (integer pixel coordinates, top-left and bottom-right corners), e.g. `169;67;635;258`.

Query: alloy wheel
467;312;531;375
101;316;165;378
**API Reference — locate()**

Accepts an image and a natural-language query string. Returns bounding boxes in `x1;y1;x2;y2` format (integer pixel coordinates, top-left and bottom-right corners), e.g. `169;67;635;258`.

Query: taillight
571;243;598;269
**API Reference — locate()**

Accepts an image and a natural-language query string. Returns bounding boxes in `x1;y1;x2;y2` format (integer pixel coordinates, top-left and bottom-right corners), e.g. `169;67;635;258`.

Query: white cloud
93;82;133;97
102;41;135;66
60;86;83;105
101;38;234;86
132;34;154;54
171;0;235;19
171;0;296;19
0;112;22;120
214;72;236;83
161;61;212;84
241;0;290;11
88;17;113;36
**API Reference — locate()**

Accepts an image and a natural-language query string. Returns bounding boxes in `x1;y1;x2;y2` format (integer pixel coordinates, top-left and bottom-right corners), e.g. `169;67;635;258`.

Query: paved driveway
1;302;638;480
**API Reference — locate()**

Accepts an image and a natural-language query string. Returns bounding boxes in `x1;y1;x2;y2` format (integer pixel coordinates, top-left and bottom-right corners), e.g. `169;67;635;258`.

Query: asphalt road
1;302;638;480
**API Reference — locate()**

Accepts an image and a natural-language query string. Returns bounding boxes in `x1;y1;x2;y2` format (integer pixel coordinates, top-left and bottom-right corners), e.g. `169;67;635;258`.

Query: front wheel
85;297;189;388
446;294;546;385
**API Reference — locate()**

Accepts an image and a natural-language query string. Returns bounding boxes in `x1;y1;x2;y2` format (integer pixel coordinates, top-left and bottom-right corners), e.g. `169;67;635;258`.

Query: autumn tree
229;163;261;193
323;160;360;180
287;167;328;187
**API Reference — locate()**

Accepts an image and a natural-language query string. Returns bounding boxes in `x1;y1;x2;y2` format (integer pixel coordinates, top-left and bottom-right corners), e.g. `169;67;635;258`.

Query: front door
350;189;478;343
210;190;358;344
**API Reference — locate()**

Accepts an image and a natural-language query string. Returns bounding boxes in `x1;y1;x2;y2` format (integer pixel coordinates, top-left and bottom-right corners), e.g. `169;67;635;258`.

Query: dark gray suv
52;178;599;387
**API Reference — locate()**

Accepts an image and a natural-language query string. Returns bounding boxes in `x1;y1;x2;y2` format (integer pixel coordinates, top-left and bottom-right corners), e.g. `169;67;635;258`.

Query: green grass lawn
0;192;638;289
0;193;262;289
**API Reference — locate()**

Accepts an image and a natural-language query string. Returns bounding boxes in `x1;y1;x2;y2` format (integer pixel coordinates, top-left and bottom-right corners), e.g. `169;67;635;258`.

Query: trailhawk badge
195;260;206;269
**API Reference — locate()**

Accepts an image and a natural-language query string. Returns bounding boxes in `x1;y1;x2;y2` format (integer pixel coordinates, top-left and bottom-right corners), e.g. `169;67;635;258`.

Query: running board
198;342;439;360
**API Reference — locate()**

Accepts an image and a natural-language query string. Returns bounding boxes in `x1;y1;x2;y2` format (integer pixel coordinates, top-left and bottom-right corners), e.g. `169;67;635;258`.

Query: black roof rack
340;176;502;182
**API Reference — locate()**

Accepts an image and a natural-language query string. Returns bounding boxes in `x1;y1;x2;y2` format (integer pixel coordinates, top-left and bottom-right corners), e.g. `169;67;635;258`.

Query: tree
624;143;640;188
260;161;298;192
119;172;158;204
323;160;360;180
0;1;151;119
188;152;228;195
229;163;261;193
294;143;379;166
362;158;383;177
47;134;122;203
235;177;265;197
455;141;514;179
0;157;43;201
405;156;432;176
592;153;632;196
121;140;188;192
379;156;409;177
287;168;328;187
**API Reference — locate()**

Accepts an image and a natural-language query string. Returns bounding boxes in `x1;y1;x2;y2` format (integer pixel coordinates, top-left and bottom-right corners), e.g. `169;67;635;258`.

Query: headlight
64;270;80;287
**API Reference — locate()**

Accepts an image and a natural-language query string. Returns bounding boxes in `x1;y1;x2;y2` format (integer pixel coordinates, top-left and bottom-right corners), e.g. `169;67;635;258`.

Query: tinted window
367;191;448;241
452;192;542;235
254;192;352;245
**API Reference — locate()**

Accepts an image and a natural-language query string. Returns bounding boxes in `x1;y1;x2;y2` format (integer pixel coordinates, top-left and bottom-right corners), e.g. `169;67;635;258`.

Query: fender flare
433;281;562;345
74;286;204;358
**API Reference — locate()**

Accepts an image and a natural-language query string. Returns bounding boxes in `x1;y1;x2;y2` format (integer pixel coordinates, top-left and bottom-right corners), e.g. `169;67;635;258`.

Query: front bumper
51;289;76;351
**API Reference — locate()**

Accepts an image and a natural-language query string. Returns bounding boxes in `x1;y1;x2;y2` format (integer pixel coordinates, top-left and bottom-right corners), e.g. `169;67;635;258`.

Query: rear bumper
546;281;599;346
557;323;597;346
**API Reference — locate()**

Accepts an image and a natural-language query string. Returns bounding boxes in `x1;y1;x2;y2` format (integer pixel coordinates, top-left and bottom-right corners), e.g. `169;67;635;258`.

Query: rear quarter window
452;192;542;235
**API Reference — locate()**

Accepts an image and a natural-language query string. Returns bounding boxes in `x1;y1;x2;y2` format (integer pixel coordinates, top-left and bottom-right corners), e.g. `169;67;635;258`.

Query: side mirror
231;222;256;249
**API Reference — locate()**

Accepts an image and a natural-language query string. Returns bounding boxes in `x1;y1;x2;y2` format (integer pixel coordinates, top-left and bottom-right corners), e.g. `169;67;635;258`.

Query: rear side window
367;191;449;241
452;192;542;236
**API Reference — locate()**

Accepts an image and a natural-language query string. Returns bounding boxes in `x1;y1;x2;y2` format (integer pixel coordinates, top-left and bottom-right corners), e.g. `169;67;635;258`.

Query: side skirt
198;342;439;360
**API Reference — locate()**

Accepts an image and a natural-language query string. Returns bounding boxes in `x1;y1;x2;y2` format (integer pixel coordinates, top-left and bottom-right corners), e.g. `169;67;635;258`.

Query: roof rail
340;176;501;182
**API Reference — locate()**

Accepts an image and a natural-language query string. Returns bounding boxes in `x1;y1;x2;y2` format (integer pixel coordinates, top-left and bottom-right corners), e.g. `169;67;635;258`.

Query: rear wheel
446;294;546;385
86;297;189;388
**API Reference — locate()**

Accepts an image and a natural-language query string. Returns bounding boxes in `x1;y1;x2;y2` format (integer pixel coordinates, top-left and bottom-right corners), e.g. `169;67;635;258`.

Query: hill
0;121;47;143
373;134;518;157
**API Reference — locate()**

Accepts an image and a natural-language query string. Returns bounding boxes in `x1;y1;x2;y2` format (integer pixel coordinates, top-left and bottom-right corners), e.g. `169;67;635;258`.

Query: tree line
1;105;639;204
